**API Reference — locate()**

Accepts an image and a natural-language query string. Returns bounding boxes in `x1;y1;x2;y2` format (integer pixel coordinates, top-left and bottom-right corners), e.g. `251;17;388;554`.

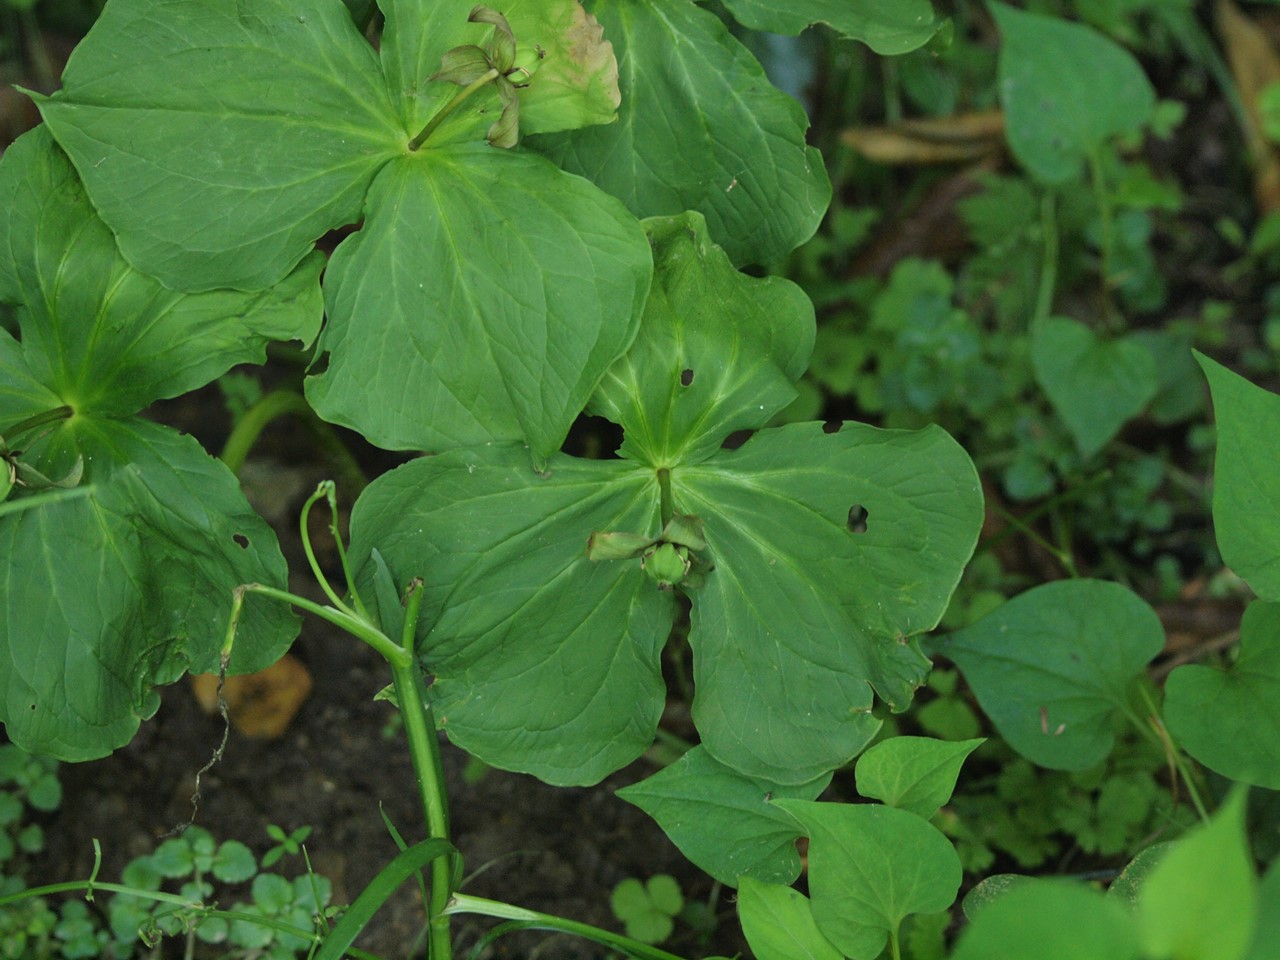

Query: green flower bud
642;543;690;590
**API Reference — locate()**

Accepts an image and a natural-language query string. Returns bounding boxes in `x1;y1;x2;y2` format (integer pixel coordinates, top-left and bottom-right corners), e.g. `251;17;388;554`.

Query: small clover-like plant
106;825;334;959
609;874;684;944
263;824;314;869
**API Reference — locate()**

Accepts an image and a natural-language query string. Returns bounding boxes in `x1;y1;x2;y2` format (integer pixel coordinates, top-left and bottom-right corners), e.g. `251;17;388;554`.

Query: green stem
390;648;453;960
1047;505;1079;578
408;69;500;150
219;389;366;496
1033;190;1058;327
445;894;690;960
1087;149;1118;326
989;501;1078;578
229;576;450;958
18;6;57;91
2;405;74;446
1135;685;1210;822
657;468;673;529
238;583;409;667
299;483;360;616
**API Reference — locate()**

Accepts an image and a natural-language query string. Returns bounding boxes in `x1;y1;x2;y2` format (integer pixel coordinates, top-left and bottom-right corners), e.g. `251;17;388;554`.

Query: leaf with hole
349;212;983;786
933;579;1164;770
0;128;304;760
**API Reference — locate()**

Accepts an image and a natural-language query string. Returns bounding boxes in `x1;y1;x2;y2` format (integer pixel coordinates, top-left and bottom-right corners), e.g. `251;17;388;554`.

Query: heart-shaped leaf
1031;316;1158;458
774;799;962;960
349;212;982;786
1165;601;1280;790
718;0;940;54
617;746;830;887
854;736;985;820
737;878;843;960
934;579;1164;770
527;0;831;267
991;1;1155;184
0;128;308;759
36;0;645;462
1196;353;1280;600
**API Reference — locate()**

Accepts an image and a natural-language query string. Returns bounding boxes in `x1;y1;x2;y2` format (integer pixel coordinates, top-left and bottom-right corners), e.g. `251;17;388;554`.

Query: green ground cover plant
0;0;1278;958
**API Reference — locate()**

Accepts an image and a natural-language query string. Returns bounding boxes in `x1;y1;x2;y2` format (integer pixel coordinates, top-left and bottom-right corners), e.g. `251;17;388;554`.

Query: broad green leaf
0;128;304;760
380;0;620;137
1031;317;1157;458
678;422;981;783
718;0;939;54
0;419;296;759
590;212;813;467
1196;354;1280;600
1165;601;1280;789
36;0;404;291
0;129;323;417
737;878;843;960
935;579;1164;770
1246;858;1280;960
350;446;674;786
951;880;1141;960
991;1;1155;183
617;745;830;887
528;0;831;266
507;0;622;134
305;147;649;461
854;736;984;820
1138;790;1257;960
350;213;981;786
1107;842;1174;910
960;874;1035;920
775;800;961;960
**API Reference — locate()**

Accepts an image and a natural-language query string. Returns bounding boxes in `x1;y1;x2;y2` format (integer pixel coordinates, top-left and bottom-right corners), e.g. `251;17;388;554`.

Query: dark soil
10;374;745;960
30;446;744;960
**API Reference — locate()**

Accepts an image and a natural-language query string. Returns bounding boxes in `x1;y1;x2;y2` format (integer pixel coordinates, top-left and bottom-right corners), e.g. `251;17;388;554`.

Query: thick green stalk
657;467;674;528
408;69;499;150
391;657;454;960
219;390;366;495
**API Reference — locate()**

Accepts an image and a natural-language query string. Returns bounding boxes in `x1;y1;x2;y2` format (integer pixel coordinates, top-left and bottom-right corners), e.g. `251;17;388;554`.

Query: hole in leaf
680;368;694;387
233;534;250;549
822;420;842;434
846;505;869;534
